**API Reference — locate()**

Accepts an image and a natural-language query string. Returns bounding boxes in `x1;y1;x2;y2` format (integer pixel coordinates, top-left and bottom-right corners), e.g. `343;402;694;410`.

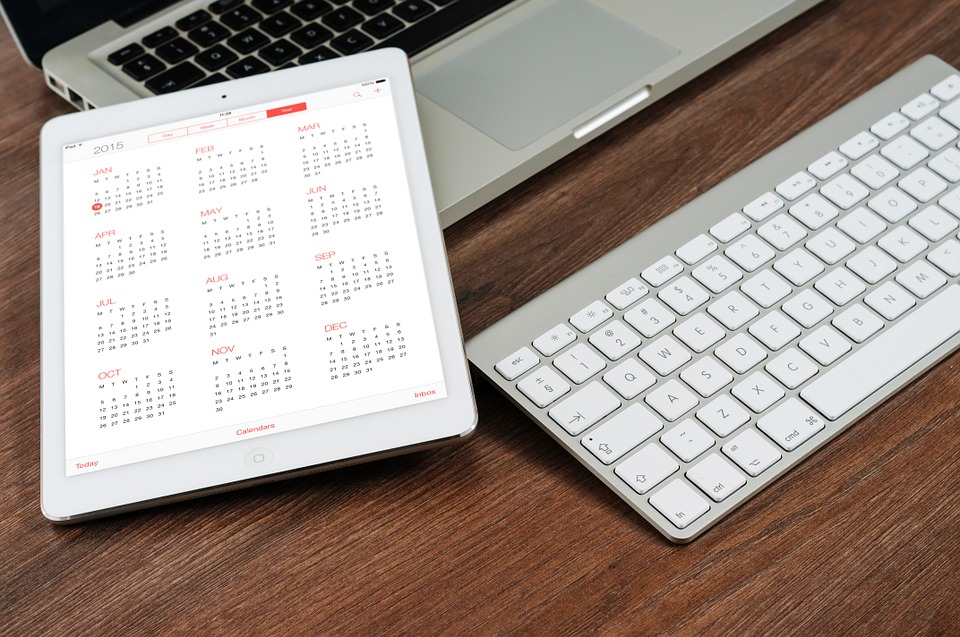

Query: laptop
4;0;824;227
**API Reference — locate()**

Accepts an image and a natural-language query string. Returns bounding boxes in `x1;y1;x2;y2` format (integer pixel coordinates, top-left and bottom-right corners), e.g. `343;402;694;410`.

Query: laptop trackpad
416;0;680;151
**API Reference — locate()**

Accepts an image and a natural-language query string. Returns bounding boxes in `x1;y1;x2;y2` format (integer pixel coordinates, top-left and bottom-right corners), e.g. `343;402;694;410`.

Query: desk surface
3;1;960;634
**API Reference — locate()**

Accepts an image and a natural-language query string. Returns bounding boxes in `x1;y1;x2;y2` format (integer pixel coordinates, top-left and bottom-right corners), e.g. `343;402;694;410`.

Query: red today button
266;102;307;118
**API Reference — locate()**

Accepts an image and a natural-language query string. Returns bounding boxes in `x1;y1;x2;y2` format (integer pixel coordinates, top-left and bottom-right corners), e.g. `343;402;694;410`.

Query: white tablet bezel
40;48;476;522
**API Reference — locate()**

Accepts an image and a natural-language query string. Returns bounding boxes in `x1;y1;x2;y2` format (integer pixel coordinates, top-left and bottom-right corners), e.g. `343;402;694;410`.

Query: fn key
145;62;204;94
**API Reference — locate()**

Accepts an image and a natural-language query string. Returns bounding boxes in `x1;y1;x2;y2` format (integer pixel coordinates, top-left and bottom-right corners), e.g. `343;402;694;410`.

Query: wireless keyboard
466;55;960;543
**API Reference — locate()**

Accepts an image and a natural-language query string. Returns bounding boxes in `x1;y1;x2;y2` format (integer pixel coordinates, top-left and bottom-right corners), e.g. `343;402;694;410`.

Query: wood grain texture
2;0;960;635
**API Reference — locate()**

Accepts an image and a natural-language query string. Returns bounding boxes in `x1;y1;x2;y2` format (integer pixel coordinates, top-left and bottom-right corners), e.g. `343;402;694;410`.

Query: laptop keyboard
105;0;515;95
465;57;960;542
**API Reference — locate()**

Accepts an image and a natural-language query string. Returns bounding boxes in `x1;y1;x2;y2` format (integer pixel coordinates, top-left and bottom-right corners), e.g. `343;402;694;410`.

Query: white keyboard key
715;333;767;374
603;358;656;399
899;167;948;203
616;444;679;495
839;131;879;160
832;303;884;344
588;320;641;360
814;266;866;306
673;312;725;353
929;147;960;182
847;245;898;284
837;207;887;243
722;429;782;477
774;248;825;286
582;403;662;464
896;261;947;299
732;372;785;413
782;289;833;328
698;394;751;437
928;239;960;276
554;343;607;383
646;379;699;422
864;281;916;320
639;335;691;376
624;298;676;337
605;277;650;310
740;269;792;308
766;347;818;389
756;398;825;452
805;227;856;265
496;346;540;380
942;99;960;129
757;213;807;251
533;324;577;357
742;192;784;222
748;310;801;351
775;171;817;201
909;205;958;241
548;381;620;435
910;116;958;150
789;193;839;230
517;366;571;408
870;111;910;140
881;134;930;169
808;151;849;180
868;186;918;222
724;234;775;272
801;285;960;420
799;325;852;366
686;453;747;502
820;173;870;209
900;92;940;120
692;255;743;293
938;186;960;217
851;154;899;189
658;276;709;315
649;479;710;529
570;300;614;333
641;255;684;287
710;212;752;243
680;356;733;397
675;234;718;265
708;291;759;330
661;420;715;462
931;74;960;102
878;226;928;263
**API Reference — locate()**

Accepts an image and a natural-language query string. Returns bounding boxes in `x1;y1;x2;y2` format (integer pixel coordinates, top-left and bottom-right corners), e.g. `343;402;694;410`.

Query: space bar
800;285;960;421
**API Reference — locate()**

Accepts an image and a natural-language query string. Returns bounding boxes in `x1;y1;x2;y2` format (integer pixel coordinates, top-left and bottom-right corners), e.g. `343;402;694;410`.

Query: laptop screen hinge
114;0;182;28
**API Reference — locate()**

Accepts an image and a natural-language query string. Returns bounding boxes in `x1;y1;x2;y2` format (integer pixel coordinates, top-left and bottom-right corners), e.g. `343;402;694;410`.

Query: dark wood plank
2;0;959;635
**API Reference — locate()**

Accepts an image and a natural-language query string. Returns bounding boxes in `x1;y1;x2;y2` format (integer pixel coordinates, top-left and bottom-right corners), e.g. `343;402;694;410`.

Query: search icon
353;91;362;97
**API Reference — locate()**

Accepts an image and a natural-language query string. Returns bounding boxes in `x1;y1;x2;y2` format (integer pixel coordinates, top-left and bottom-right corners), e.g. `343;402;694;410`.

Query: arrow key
548;381;620;435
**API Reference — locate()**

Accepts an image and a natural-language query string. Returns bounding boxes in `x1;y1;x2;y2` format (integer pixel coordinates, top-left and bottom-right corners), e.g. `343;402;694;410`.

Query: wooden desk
3;1;960;634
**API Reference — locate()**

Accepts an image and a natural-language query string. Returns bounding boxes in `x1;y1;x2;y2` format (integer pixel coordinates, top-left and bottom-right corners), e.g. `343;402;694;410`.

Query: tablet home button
245;447;273;469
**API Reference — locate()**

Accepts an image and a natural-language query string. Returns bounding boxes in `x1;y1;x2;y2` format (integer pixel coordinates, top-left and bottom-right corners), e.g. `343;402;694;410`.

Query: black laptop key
226;56;271;77
431;0;458;5
393;1;435;22
298;46;339;64
354;0;395;16
227;28;270;53
322;7;364;31
188;21;231;47
209;0;242;14
156;37;200;64
221;5;263;30
195;72;229;86
330;29;373;54
196;44;240;70
107;43;145;66
291;0;333;20
252;0;293;14
145;62;205;94
260;11;303;36
290;24;333;48
258;39;303;65
175;10;212;31
122;54;166;81
374;0;513;57
362;13;402;38
142;26;178;48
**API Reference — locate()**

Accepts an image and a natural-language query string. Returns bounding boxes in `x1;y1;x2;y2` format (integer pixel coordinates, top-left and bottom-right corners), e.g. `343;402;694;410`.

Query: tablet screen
59;78;446;476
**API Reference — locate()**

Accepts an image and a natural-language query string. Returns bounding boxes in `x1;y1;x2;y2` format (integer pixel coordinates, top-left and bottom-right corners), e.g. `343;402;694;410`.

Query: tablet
40;49;476;522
